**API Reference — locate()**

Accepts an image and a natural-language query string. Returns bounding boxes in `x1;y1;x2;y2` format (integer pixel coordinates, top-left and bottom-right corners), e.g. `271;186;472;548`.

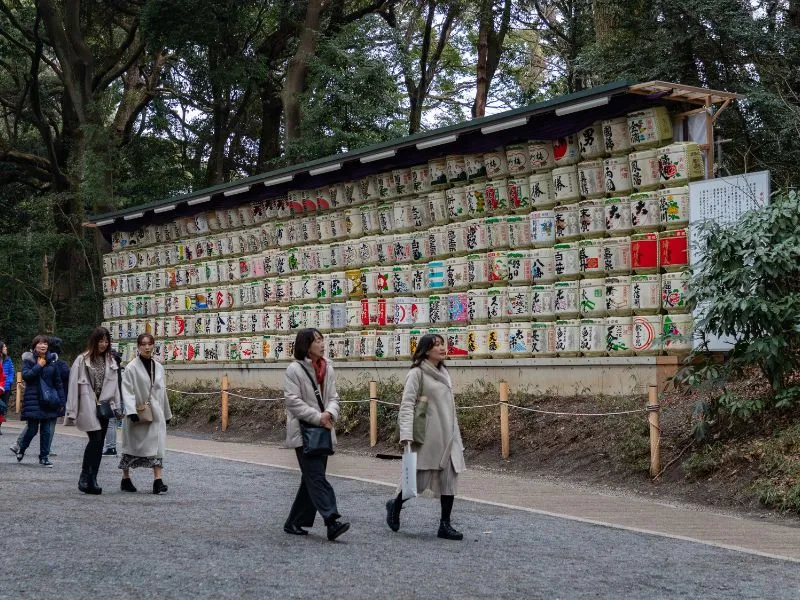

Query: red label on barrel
360;298;369;326
509;184;521;207
485;186;498;210
631;233;659;270
660;229;688;268
377;298;387;326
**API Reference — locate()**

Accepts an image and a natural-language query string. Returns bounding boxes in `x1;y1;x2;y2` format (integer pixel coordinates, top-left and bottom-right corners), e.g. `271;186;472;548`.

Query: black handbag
298;365;334;457
86;363;114;421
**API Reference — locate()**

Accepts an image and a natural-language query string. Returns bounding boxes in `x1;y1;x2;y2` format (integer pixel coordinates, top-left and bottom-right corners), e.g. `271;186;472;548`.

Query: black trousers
82;417;109;476
285;447;341;528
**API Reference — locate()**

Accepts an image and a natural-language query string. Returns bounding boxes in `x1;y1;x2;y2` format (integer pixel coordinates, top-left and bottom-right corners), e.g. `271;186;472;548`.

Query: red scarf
312;357;327;389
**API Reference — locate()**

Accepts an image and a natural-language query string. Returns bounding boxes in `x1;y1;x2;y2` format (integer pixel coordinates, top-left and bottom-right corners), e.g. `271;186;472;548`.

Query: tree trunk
282;0;323;143
473;0;491;118
258;84;284;170
593;0;618;44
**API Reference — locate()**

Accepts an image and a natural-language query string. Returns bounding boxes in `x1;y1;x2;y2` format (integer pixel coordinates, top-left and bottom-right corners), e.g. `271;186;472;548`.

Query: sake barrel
377;297;395;327
330;302;347;331
554;280;580;318
392;234;414;265
447;292;469;324
554;204;580;242
427;226;447;259
659;186;690;229
629;149;661;191
528;140;555;172
486;217;509;250
375;329;392;360
555;319;581;356
391;329;410;360
466;253;490;288
302;216;321;244
553;135;580;166
358;330;377;360
579;122;605;160
429;157;448;188
505;286;531;319
605;197;633;235
464;153;486;182
463;219;489;253
427;260;447;293
344;207;364;239
552;165;580;204
606;158;633;197
446;154;467;185
629;191;661;232
503;216;529;250
467;289;488;324
605;275;632;316
288;276;304;303
446;186;470;222
409;264;427;294
579;239;604;278
487;251;509;284
579;278;606;317
659;229;689;272
531;322;557;356
658;142;705;186
428;190;449;225
483;149;509;179
627;106;673;149
394;297;416;327
487;287;508;321
343;331;359;360
507;177;531;213
662;270;690;312
530;210;556;248
528;172;556;209
506;250;533;284
444;222;466;257
505;144;530;176
284;191;302;215
602;236;632;275
662;313;694;354
465;183;486;217
274;305;289;332
393;167;414;197
377;202;396;235
467;324;490;358
391;265;413;295
288;305;303;330
330;271;347;301
345;299;361;330
446;327;469;358
408;328;428;359
631;274;661;314
409;195;432;229
328;182;346;211
446;256;469;291
601;117;632;156
372;265;391;296
345;269;364;297
428;294;447;326
631;232;659;273
301;189;318;213
315;186;332;212
580;318;607;356
606;316;634;355
361;202;380;235
554;243;580;280
375;171;395;201
484;179;510;214
578;160;605;199
411;163;432;195
487;322;511;356
577;199;606;238
374;236;392;265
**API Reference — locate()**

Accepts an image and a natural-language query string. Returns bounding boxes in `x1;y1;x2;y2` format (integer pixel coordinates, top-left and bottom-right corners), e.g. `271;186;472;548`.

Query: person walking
118;333;172;494
385;333;466;540
102;348;124;456
282;328;350;541
65;327;121;495
46;337;70;457
0;341;8;435
16;335;65;466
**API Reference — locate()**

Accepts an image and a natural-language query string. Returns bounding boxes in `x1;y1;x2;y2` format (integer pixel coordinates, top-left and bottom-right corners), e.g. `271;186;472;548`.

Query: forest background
0;0;799;357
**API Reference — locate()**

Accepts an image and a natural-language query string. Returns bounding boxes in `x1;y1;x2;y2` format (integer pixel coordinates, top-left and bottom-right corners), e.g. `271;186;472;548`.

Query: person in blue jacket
0;340;10;434
47;336;70;456
16;335;65;467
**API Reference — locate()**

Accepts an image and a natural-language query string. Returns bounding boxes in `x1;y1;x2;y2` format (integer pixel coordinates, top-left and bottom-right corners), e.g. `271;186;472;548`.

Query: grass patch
748;424;800;513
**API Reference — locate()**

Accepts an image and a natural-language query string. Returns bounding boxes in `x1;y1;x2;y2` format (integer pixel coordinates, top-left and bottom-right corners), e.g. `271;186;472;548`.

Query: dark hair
411;333;446;368
48;336;63;354
86;327;111;361
0;340;7;359
136;333;155;346
30;335;50;352
293;328;323;360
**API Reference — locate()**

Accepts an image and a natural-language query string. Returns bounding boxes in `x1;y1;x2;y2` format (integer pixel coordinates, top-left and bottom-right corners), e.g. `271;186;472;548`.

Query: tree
472;0;512;117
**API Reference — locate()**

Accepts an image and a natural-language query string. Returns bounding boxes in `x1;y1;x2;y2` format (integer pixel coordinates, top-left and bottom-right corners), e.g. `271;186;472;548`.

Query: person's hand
319;411;333;429
128;413;140;423
37;357;46;367
113;409;123;419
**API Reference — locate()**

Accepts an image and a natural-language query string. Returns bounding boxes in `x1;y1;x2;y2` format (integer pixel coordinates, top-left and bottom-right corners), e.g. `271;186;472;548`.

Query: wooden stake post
221;374;230;432
15;372;22;414
369;381;378;447
648;384;661;477
499;381;510;459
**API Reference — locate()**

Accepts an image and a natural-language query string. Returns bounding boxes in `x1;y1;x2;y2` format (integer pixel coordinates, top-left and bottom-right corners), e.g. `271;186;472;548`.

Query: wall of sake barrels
100;105;700;379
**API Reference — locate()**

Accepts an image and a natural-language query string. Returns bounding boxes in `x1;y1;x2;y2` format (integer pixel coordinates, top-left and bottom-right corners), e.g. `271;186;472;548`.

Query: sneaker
16;451;23;462
39;458;53;468
102;448;117;456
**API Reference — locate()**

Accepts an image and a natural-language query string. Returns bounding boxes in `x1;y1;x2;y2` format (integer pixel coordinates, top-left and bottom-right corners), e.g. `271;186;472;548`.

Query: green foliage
682;443;727;478
749;423;800;513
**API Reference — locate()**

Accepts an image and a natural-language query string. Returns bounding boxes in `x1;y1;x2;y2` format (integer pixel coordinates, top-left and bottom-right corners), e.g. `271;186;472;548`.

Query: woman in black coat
16;335;65;467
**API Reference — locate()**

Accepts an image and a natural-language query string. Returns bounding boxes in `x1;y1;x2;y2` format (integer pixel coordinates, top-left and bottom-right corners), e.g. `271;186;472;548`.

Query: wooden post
15;372;22;414
648;384;661;477
221;374;230;432
369;380;378;447
499;381;509;459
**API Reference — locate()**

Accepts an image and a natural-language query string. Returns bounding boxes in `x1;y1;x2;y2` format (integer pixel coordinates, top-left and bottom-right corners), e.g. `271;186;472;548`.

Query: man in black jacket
103;348;124;456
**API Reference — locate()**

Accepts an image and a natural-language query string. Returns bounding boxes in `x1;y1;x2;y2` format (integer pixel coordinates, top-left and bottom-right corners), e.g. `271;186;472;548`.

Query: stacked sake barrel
100;105;699;364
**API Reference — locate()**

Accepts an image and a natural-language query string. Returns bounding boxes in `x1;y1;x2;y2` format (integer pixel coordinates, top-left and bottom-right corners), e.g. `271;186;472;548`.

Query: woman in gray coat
65;327;121;494
386;333;466;540
282;328;350;541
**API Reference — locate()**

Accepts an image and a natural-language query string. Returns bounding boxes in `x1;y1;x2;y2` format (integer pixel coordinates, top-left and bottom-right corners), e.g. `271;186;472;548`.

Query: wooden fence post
15;372;22;414
648;384;661;477
369;380;378;447
221;374;230;432
499;381;510;459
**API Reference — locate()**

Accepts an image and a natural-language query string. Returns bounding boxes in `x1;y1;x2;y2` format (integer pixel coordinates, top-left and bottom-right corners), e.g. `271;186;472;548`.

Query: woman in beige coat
65;327;121;495
118;333;172;495
386;333;466;540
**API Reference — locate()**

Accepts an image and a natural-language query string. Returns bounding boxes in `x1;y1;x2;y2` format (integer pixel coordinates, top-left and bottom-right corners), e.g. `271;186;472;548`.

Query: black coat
21;351;65;420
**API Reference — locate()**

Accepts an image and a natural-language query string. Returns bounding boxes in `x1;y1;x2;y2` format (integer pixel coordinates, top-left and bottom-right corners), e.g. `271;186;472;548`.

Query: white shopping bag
401;442;417;501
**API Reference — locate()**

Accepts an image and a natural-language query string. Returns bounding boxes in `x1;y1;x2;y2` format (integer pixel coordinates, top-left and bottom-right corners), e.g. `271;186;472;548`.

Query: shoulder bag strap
299;363;325;412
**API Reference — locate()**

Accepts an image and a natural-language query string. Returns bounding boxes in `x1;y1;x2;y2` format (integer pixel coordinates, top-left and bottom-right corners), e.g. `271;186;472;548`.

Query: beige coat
65;352;121;432
398;360;465;473
283;359;340;449
120;357;172;458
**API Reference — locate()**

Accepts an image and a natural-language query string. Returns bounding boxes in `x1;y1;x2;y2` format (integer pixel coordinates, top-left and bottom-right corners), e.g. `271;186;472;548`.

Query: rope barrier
456;402;501;410
225;391;283;402
505;403;647;417
166;387;219;396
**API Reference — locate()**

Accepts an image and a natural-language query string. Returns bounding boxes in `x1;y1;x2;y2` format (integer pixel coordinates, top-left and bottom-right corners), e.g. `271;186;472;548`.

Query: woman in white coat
386;333;466;540
282;328;350;541
118;333;172;495
65;327;121;495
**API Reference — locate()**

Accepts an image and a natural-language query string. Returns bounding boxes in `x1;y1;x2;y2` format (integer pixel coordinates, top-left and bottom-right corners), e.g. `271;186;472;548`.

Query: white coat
120;357;172;458
283;359;340;449
65;352;121;432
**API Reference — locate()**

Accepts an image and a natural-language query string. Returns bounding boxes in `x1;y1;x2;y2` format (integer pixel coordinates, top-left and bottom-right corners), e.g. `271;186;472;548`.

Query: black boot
385;498;401;532
85;468;102;495
78;471;91;494
153;479;168;495
120;477;137;492
437;520;463;540
326;520;350;541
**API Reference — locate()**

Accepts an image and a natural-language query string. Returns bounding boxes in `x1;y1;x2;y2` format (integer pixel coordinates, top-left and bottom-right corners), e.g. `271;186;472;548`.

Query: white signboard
688;170;770;351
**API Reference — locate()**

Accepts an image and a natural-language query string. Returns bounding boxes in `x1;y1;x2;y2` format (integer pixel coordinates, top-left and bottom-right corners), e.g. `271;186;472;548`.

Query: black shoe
78;471;91;493
102;448;117;456
326;520;350;541
386;499;401;532
437;520;463;540
39;457;53;468
283;523;309;536
15;451;23;462
9;444;19;455
153;479;168;495
87;470;102;495
120;478;137;493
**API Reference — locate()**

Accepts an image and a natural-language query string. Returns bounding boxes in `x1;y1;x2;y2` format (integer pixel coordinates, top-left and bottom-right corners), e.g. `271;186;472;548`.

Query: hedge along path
165;377;664;476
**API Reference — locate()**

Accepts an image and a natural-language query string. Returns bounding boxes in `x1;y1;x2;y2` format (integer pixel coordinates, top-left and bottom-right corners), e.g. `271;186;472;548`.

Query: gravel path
2;432;799;599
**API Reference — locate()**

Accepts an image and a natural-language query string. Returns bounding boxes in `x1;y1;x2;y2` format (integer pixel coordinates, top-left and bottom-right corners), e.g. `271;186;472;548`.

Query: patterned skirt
118;453;163;470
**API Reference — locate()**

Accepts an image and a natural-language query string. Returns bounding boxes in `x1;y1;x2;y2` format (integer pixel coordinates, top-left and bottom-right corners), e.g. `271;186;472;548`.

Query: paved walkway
5;421;799;563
